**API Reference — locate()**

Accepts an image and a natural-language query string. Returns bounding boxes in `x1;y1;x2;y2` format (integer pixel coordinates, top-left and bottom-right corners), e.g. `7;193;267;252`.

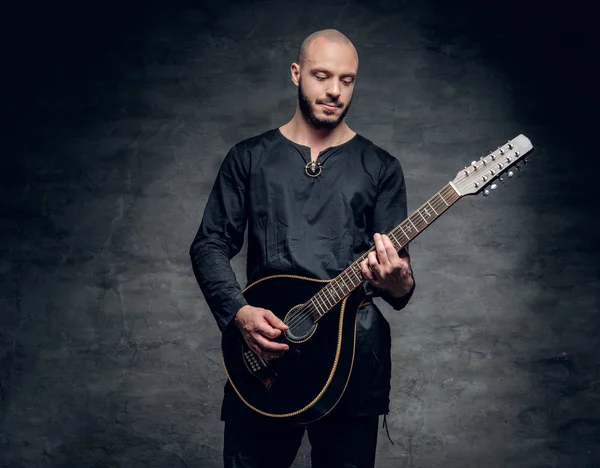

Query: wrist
385;276;414;298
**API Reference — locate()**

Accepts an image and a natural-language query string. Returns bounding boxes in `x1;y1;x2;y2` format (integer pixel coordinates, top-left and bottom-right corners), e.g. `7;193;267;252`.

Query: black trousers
223;414;379;468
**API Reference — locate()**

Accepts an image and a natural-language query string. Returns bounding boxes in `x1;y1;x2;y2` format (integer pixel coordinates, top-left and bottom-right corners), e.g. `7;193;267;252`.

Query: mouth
319;102;341;110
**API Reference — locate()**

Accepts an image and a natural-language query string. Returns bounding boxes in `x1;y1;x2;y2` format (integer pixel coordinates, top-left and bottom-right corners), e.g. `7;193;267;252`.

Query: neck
280;105;354;148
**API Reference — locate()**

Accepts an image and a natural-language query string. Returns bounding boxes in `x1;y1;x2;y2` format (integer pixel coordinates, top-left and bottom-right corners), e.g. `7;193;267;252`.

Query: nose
326;81;341;100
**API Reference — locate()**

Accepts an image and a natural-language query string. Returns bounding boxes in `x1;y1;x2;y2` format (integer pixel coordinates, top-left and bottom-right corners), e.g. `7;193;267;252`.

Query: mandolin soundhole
284;304;317;343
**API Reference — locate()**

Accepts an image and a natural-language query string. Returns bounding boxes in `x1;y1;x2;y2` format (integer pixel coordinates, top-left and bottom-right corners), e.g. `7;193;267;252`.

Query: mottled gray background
1;0;598;467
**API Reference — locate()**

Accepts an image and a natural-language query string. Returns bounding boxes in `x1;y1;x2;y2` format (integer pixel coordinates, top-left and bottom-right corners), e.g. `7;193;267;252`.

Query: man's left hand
359;233;414;298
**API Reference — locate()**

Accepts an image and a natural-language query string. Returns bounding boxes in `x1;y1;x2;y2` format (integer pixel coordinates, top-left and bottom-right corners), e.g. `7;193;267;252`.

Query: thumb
264;310;288;330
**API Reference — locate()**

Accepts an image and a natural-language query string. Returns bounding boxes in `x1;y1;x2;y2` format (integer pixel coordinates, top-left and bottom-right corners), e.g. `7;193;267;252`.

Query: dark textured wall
1;1;598;467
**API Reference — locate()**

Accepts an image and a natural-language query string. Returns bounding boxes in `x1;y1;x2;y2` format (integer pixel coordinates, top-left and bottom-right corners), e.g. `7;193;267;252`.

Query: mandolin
221;134;534;424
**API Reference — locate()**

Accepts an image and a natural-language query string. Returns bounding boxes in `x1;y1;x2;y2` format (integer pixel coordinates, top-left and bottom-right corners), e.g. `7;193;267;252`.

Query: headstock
450;134;534;197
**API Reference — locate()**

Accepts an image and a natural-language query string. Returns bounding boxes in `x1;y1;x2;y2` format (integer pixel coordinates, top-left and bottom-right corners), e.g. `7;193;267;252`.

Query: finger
382;235;399;262
360;256;371;278
254;334;289;352
256;321;282;339
368;251;383;278
264;310;289;331
373;233;389;267
360;260;374;281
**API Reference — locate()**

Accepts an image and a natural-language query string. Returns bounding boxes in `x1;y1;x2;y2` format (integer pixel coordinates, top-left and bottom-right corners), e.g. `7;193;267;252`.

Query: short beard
298;79;352;130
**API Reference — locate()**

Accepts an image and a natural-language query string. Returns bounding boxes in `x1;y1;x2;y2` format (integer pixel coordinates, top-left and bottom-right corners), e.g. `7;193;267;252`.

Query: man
190;29;415;468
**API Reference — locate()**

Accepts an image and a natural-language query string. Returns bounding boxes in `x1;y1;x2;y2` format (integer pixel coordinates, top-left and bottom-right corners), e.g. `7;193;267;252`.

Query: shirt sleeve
368;155;416;311
189;145;249;332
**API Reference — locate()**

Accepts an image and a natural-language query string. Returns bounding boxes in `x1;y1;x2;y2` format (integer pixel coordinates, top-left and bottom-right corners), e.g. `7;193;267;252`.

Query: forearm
189;238;248;331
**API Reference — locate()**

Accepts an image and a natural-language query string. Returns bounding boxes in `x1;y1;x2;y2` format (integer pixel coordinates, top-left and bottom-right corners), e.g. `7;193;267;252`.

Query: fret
350;265;362;283
439;189;450;206
345;271;356;291
427;200;438;215
311;297;324;317
398;225;410;242
338;273;350;292
417;209;429;224
409;215;423;232
389;231;401;247
330;285;341;301
348;268;359;288
407;218;418;233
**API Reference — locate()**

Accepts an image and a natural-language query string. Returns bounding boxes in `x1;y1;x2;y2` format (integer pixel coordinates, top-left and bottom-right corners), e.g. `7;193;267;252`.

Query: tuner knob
490;184;498;190
507;171;514;178
483;189;490;197
498;177;504;183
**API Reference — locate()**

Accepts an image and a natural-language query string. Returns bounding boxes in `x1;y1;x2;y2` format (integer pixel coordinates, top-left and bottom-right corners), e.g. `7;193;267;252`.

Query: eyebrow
311;68;356;78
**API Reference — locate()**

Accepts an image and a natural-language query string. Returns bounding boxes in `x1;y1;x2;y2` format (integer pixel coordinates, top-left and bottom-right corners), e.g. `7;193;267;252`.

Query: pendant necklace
304;160;323;178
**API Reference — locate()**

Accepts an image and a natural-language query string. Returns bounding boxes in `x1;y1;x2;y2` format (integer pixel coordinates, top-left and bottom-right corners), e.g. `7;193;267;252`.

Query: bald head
296;29;358;67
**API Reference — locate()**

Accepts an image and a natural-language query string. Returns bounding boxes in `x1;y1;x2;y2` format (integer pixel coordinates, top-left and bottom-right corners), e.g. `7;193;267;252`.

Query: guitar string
283;185;457;331
284;187;455;332
283;149;523;332
284;183;461;331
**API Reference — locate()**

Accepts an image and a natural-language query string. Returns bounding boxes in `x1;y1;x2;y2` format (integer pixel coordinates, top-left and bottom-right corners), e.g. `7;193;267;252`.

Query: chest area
249;150;379;217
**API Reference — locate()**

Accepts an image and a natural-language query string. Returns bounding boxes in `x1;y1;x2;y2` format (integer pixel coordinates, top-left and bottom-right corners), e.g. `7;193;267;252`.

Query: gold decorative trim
243;273;329;292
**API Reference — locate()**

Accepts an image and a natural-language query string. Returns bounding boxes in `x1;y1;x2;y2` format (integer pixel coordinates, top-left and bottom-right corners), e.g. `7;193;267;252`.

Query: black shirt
189;128;415;418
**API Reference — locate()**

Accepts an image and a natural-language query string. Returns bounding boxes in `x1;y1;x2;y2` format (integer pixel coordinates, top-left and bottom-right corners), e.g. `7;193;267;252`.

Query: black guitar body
221;274;365;425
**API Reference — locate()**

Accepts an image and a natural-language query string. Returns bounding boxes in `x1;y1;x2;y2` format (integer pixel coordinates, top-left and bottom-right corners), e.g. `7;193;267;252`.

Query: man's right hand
234;305;289;360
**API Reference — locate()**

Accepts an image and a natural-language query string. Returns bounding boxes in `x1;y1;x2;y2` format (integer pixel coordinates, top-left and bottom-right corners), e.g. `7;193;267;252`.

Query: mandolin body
221;274;365;424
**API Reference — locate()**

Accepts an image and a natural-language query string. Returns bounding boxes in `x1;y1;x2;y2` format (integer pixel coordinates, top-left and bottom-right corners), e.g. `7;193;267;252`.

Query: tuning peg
483;189;490;197
490;183;498;190
498;177;504;184
523;159;529;165
507;171;514;178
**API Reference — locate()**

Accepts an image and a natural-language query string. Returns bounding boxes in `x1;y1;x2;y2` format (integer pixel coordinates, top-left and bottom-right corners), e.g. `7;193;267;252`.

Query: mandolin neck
309;183;461;318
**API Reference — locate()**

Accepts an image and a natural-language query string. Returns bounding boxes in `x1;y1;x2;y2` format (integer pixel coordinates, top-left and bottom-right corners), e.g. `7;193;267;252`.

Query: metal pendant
304;161;323;178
